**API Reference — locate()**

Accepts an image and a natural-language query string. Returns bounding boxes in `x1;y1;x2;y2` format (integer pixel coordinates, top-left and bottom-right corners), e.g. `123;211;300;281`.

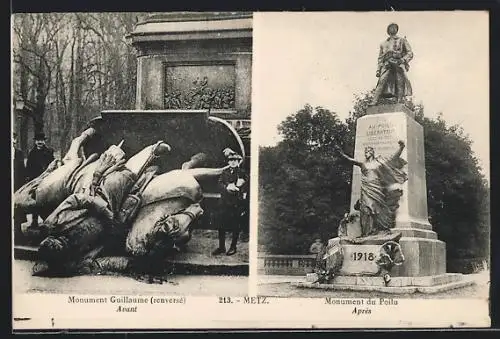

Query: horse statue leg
62;128;96;163
14;128;97;216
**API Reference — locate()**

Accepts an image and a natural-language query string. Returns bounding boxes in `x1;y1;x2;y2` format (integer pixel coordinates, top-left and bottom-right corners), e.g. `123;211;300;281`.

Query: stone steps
293;281;419;294
326;273;464;287
416;279;475;294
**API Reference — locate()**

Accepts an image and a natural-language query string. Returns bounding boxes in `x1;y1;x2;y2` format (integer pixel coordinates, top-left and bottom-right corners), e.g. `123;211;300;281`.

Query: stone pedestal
121;13;253;232
127;13;253;171
293;273;475;294
349;107;446;277
339;244;380;275
292;105;473;293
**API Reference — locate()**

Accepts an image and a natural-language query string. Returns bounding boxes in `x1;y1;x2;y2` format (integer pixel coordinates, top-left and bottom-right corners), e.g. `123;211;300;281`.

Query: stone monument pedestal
295;104;474;293
350;106;448;279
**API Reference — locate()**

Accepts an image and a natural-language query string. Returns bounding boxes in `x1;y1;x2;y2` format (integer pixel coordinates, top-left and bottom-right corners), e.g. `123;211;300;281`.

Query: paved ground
13;228;249;296
257;271;490;299
14;260;249;296
174;229;249;265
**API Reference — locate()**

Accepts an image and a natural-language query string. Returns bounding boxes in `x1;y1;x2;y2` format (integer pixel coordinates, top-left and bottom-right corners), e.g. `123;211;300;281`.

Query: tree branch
75;13;107;43
13;55;44;80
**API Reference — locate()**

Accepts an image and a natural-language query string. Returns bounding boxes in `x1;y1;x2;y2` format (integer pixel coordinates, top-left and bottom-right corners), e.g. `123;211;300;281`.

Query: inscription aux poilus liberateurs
363;120;400;156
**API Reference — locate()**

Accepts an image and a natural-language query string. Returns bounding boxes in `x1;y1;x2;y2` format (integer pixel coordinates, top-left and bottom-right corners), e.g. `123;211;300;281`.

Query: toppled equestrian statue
14;128;229;282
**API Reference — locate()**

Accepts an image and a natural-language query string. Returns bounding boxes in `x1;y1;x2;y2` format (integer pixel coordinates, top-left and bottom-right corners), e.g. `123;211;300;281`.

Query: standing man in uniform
26;132;54;227
212;148;248;256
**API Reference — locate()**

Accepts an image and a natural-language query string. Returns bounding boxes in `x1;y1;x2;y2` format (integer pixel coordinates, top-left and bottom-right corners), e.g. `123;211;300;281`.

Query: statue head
387;23;399;36
364;146;375;159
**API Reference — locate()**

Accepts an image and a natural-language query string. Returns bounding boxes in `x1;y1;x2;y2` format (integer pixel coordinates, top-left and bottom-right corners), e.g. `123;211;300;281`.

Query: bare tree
13;12;141;153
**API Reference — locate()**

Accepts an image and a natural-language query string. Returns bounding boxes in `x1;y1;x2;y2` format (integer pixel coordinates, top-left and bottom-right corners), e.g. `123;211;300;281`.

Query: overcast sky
252;11;489;180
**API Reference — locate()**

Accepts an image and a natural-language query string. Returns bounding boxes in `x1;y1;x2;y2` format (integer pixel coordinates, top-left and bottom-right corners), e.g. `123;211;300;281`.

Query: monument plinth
339;244;381;275
295;23;473;293
365;103;415;119
127;12;252;119
350;108;445;277
295;105;473;292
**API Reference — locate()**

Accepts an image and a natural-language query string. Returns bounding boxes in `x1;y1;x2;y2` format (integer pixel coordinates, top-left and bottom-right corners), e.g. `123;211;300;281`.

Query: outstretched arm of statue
63;128;96;163
334;144;363;167
390;140;406;160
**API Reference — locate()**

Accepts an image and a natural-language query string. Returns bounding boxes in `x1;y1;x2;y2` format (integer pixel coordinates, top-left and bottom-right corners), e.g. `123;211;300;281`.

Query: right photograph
254;12;490;307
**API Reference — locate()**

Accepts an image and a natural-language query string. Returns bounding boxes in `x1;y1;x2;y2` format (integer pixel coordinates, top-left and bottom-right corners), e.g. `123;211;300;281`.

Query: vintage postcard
11;11;490;330
254;11;490;328
12;12;253;330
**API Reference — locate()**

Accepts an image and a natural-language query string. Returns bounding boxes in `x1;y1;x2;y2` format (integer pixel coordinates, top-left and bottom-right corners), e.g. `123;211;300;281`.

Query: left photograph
12;12;252;296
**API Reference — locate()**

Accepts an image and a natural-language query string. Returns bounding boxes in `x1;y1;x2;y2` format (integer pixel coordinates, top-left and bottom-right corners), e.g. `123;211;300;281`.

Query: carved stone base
293;273;474;294
324;234;445;277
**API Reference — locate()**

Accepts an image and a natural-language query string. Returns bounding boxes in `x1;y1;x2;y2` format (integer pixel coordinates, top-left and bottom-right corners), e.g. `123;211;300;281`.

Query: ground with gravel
257;271;490;299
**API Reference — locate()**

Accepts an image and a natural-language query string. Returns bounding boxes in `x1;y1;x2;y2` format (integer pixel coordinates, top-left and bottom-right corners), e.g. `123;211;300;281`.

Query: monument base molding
295;273;474;294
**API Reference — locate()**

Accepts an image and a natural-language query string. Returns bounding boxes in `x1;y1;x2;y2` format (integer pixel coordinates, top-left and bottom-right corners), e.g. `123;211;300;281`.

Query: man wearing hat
370;23;413;106
212;148;248;256
26;132;54;227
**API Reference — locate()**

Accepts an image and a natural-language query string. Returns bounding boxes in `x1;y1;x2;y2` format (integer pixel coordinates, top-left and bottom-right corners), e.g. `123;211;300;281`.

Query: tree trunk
33;58;47;135
73;17;84;137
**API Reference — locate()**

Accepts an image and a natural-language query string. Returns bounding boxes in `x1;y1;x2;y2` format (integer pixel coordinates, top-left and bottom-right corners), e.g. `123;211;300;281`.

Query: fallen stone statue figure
14;128;229;283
